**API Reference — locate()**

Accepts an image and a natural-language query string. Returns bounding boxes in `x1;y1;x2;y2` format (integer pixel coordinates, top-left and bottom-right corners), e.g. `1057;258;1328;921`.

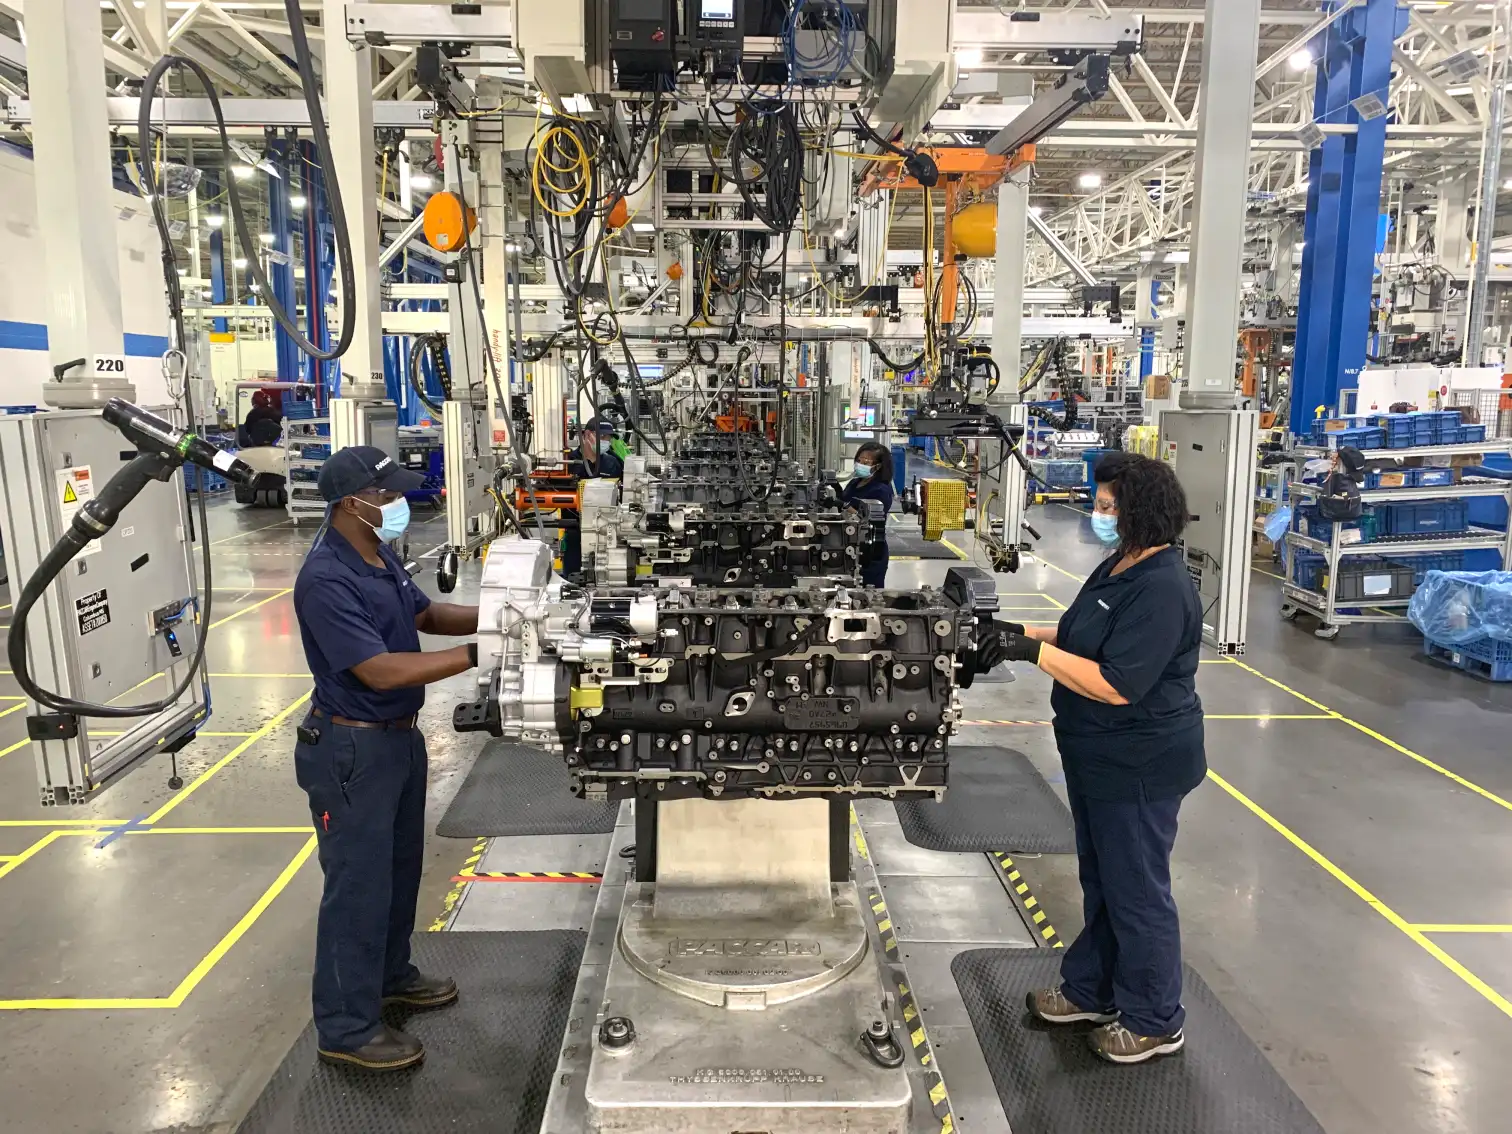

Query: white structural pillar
991;170;1029;397
29;0;127;387
1436;174;1471;278
1180;0;1262;406
323;0;386;405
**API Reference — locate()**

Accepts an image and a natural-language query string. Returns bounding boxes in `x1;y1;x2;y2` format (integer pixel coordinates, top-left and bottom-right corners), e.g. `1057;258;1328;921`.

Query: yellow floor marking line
0;696;22;701
0;833;317;1010
431;837;490;931
0;738;29;760
1206;714;1336;721
0;830;68;882
939;538;968;561
209;518;294;546
0;818;125;827
139;826;313;835
1411;925;1512;933
1208;768;1512;1021
991;853;1064;948
207;672;311;679
1229;657;1512;817
1039;592;1068;611
0;702;24;720
145;691;312;825
207;588;293;630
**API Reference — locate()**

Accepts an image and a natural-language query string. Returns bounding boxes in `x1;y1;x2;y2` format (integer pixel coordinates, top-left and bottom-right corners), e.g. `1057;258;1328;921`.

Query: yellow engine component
423;191;478;251
920;479;967;542
952;201;997;258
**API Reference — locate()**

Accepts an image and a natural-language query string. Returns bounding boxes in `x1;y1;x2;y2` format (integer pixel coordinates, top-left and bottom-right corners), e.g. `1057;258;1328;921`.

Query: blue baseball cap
316;445;426;502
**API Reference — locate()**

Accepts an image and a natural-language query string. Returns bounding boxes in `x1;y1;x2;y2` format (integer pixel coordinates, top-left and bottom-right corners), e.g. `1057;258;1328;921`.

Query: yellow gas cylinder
952;201;997;258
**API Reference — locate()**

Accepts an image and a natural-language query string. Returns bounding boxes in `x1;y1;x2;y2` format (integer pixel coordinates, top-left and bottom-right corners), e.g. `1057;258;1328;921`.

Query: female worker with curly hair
977;451;1204;1065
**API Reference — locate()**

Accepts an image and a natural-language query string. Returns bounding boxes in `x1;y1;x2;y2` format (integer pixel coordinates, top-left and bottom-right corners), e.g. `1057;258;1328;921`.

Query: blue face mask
1090;512;1120;546
360;496;412;541
851;460;873;480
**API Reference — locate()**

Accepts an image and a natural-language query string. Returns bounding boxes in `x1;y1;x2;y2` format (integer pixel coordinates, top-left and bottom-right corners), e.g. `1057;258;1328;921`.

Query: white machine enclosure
0;409;209;803
1159;408;1259;654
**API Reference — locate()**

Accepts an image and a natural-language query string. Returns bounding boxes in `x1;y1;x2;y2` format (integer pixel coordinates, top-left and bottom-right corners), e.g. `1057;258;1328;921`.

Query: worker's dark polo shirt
1049;546;1206;802
294;527;431;721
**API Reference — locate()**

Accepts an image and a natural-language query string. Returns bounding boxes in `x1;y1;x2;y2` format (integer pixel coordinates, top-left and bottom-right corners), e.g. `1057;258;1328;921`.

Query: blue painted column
1290;0;1407;435
1140;279;1158;380
204;170;228;334
299;141;329;389
267;131;299;381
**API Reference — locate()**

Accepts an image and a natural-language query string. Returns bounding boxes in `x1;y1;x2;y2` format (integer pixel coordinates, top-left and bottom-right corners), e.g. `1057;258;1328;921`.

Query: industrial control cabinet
0;409;209;803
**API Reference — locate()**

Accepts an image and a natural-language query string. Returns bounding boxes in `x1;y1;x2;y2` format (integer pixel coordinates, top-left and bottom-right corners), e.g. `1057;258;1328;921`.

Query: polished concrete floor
0;491;1507;1133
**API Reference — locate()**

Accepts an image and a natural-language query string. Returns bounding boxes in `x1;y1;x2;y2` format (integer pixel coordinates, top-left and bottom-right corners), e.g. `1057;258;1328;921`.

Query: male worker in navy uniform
560;415;625;578
292;446;480;1071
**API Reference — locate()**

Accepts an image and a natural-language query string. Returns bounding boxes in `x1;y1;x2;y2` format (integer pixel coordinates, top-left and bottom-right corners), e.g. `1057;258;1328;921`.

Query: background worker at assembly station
292;446;482;1071
560;415;626;578
842;441;895;587
979;452;1205;1065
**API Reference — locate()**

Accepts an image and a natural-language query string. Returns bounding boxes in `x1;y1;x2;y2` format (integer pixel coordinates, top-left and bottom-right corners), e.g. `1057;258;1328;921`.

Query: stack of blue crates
1358;410;1489;448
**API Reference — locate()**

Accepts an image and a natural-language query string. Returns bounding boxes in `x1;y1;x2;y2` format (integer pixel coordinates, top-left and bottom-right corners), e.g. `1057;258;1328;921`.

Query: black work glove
1000;632;1043;664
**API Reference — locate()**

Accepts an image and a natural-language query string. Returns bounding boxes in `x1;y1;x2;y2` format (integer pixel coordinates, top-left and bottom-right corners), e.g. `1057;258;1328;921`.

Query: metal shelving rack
1282;440;1512;639
284;416;331;524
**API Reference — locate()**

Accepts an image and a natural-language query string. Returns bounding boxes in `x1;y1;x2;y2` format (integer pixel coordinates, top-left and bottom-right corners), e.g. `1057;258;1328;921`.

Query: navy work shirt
294;527;432;721
1049;546;1205;802
842;476;894;554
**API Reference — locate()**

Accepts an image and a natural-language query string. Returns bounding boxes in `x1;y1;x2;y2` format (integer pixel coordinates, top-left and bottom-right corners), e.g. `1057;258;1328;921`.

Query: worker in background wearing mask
561;415;625;577
292;446;481;1072
841;441;895;587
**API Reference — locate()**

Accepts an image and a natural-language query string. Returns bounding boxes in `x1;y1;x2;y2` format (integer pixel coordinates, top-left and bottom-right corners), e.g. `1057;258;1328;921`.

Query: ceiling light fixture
231;163;255;180
259;232;275;245
205;213;225;228
289;194;307;210
1289;50;1313;72
233;257;249;269
410;174;434;191
1077;172;1102;190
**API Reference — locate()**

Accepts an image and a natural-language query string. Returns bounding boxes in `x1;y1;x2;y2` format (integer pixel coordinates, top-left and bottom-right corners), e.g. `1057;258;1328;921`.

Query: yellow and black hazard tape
429;836;488;931
992;852;1063;948
866;886;954;1134
453;870;602;883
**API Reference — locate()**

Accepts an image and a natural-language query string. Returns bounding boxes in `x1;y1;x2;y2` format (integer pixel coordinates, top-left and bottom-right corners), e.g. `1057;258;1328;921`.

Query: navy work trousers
1059;782;1186;1038
294;719;426;1052
859;544;889;588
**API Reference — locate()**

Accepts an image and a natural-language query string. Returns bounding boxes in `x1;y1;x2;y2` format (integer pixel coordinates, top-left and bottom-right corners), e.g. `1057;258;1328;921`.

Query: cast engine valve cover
455;539;999;804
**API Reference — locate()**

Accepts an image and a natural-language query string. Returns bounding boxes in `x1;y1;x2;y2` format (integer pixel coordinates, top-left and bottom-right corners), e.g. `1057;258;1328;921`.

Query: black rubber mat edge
895;746;1075;855
237;930;586;1134
437;741;619;838
951;949;1325;1134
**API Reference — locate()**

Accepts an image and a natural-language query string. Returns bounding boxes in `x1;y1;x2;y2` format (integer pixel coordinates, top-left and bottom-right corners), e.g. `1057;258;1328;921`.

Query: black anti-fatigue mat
238;930;586;1134
889;529;968;560
895;746;1074;854
951;950;1325;1134
437;741;620;837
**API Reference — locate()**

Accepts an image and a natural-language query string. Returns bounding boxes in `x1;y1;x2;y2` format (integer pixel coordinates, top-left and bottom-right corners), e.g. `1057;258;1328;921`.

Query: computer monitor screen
701;0;735;20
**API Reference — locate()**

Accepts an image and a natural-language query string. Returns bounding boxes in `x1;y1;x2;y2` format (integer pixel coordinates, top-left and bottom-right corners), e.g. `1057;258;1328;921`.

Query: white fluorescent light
1029;206;1043;217
176;268;187;277
1294;242;1306;252
1077;173;1102;190
249;282;260;293
233;257;249;269
205;213;225;229
231;164;255;180
289;194;307;210
259;232;275;245
955;48;983;70
631;221;655;233
410;174;434;191
1289;50;1313;72
1503;179;1512;191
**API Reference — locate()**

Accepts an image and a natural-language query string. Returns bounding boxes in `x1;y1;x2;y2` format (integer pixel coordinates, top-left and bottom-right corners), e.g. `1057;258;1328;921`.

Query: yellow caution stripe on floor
992;852;1064;949
429;837;488;931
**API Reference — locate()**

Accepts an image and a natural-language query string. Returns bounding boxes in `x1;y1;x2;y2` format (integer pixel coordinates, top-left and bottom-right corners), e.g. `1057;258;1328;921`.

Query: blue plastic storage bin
1292;549;1326;592
1459;424;1487;444
1412;467;1456;488
1379;498;1469;536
